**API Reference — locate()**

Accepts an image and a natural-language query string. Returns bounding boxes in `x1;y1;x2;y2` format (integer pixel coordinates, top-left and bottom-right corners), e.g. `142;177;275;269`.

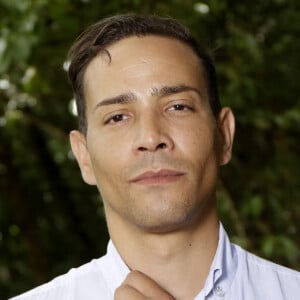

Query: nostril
138;146;148;152
137;143;167;152
157;143;167;149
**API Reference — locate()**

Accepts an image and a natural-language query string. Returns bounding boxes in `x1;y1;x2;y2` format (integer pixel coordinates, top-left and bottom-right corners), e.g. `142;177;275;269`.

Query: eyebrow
93;92;136;111
93;84;203;112
150;84;203;99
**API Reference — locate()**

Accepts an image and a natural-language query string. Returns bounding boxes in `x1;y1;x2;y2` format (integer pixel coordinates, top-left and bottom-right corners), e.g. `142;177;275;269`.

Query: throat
117;220;220;299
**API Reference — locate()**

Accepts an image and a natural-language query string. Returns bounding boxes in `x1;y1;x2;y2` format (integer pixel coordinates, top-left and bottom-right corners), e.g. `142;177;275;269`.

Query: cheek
87;135;130;185
178;123;217;157
178;125;219;184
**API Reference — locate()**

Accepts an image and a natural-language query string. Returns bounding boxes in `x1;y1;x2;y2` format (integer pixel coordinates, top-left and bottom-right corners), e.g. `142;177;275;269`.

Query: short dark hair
67;14;221;134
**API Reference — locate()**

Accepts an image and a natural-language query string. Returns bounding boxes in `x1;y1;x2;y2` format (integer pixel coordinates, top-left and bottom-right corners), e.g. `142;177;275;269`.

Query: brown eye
173;104;186;110
106;114;129;124
112;114;124;122
168;103;193;111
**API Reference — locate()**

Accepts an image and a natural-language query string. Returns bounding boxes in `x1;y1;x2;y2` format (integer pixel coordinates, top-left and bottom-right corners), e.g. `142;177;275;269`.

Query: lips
130;169;185;185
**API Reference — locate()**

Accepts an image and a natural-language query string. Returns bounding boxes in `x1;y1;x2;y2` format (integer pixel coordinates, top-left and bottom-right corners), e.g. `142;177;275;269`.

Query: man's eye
105;114;128;124
169;104;192;111
173;104;185;111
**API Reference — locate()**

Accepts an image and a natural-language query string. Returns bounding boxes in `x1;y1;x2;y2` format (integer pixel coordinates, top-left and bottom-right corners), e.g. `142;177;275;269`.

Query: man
12;14;299;300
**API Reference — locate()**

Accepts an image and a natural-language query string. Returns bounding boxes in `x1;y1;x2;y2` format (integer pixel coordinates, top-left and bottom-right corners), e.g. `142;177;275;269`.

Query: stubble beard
113;184;217;234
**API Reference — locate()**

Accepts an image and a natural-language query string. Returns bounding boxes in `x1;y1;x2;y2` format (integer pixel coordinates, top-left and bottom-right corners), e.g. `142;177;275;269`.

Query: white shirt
11;223;300;300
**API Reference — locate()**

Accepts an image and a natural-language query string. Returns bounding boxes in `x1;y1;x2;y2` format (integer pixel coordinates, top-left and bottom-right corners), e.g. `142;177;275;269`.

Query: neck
106;203;219;299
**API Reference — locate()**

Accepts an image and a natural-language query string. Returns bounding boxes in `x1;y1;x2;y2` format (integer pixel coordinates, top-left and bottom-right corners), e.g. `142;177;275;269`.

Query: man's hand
114;270;175;300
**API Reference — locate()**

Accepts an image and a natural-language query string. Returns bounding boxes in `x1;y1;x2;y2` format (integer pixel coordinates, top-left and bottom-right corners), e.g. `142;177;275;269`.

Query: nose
133;112;174;153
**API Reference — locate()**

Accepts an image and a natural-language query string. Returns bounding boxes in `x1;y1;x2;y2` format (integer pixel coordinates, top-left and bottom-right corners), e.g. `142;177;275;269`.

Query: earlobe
217;107;235;166
69;130;97;185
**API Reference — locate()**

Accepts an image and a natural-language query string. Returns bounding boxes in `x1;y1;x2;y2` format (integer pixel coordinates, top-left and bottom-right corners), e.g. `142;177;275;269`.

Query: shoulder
237;244;300;278
232;243;300;298
10;256;111;300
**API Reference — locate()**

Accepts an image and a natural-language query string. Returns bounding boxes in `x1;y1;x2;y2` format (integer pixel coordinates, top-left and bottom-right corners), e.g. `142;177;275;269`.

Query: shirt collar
102;240;130;294
196;222;238;299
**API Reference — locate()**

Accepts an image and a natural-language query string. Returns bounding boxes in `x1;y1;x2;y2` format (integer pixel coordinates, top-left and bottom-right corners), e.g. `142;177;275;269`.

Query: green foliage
0;0;299;298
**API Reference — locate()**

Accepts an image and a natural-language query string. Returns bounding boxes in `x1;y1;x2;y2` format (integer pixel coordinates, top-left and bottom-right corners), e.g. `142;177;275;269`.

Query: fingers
114;270;175;300
114;284;145;300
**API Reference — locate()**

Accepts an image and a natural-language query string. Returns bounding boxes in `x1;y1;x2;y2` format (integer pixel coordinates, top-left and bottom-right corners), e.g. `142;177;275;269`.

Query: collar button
214;285;225;297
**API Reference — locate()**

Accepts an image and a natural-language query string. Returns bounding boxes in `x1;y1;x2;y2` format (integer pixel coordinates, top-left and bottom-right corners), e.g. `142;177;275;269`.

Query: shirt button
214;285;225;297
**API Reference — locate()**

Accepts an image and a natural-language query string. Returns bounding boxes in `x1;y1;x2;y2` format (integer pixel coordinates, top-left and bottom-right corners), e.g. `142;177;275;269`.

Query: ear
217;107;235;166
69;130;97;185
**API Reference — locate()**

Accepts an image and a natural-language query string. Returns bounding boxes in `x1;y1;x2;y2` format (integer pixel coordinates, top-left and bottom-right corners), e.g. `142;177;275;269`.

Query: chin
131;207;200;234
131;193;216;234
137;221;187;234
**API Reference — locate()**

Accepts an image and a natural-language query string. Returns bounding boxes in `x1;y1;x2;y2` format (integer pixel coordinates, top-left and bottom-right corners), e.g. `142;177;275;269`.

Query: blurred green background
0;0;299;298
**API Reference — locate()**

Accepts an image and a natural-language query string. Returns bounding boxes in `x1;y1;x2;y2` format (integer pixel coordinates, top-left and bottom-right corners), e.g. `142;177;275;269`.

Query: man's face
70;36;234;233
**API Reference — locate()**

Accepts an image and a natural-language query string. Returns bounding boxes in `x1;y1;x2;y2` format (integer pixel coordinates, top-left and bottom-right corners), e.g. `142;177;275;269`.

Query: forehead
83;35;206;101
103;35;199;62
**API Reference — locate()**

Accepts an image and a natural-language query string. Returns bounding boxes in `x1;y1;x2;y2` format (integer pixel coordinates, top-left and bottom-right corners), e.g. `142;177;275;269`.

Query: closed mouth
130;169;185;185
